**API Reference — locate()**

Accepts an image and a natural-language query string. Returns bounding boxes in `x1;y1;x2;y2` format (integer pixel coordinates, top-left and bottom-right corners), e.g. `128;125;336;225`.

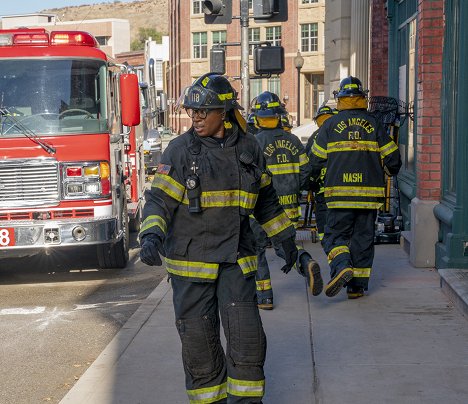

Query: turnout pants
250;218;310;302
313;192;327;242
322;208;377;290
171;262;266;404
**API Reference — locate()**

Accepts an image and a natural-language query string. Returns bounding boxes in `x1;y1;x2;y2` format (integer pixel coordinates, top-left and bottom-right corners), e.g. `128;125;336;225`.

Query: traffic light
254;44;285;75
203;0;232;24
210;47;226;74
253;0;288;23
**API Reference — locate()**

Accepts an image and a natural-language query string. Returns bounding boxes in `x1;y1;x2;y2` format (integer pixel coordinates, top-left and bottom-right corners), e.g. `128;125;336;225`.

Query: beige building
0;13;130;57
168;0;326;134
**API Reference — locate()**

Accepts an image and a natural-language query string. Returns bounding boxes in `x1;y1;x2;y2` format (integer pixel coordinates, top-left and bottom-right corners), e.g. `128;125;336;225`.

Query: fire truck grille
0;160;60;207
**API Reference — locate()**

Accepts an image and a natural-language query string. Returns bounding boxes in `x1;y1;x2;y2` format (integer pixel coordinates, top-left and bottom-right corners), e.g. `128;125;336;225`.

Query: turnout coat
139;123;295;282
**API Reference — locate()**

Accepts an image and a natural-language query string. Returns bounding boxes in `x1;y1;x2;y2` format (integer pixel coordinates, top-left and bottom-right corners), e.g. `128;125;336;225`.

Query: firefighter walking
305;105;337;243
250;91;323;310
309;77;401;299
139;73;297;403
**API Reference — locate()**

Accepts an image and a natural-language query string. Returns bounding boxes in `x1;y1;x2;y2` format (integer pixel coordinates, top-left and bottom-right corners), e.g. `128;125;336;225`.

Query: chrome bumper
0;217;118;258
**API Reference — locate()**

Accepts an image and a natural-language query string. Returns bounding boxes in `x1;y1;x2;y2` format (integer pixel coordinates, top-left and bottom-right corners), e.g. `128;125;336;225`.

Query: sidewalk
61;240;468;404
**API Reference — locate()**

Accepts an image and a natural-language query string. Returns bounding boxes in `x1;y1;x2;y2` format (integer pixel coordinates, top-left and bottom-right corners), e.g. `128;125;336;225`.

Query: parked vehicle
143;128;162;175
0;28;145;268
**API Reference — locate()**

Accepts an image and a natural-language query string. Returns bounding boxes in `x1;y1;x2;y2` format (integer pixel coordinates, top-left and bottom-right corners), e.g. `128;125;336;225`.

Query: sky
0;1;136;16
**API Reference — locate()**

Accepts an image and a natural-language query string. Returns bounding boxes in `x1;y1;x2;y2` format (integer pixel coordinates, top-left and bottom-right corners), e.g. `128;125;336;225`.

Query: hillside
41;0;168;43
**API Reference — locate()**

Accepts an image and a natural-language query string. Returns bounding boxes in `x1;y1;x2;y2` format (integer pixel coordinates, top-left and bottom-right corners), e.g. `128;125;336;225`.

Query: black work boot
258;298;273;310
300;255;323;296
347;285;365;299
325;267;354;297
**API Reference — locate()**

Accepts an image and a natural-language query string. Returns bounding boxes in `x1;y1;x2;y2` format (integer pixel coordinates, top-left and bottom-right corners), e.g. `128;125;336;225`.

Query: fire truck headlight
66;183;84;195
84;182;101;194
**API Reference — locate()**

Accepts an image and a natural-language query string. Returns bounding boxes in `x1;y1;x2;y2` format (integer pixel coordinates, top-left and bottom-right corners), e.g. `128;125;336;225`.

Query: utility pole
240;0;250;112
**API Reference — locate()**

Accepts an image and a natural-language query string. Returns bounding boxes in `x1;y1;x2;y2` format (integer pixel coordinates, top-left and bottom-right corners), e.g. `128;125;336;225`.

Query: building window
266;26;282;46
95;36;109;46
193;32;207;59
301;23;318;52
155;60;163;82
193;0;203;15
212;30;226;45
302;0;318;3
249;28;260;55
267;77;281;96
406;18;416;174
250;79;263;103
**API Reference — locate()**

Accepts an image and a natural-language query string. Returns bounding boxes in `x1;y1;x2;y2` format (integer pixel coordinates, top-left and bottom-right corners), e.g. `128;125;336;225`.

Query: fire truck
0;28;146;269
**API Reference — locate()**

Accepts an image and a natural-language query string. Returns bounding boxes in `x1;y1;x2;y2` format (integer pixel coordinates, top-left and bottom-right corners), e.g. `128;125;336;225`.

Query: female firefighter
139;73;297;403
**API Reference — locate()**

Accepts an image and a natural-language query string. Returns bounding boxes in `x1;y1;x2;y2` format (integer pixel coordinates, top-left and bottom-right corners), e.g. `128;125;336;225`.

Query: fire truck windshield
0;58;108;136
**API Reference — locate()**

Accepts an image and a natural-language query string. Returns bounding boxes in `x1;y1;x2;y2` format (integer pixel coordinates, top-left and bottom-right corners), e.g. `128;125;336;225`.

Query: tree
131;27;163;51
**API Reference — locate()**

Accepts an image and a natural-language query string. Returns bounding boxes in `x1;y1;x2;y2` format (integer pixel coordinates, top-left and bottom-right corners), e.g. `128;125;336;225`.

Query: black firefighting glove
280;237;298;274
140;234;165;266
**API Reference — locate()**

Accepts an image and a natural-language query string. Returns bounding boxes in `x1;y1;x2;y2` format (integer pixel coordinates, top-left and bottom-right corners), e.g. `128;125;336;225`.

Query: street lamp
294;50;304;127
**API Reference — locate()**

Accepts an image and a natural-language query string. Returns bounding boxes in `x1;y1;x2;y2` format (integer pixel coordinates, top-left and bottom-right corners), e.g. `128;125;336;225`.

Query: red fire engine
0;28;146;268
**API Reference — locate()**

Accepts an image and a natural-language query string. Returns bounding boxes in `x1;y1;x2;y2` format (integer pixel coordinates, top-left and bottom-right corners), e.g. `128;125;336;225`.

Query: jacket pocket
168;236;191;257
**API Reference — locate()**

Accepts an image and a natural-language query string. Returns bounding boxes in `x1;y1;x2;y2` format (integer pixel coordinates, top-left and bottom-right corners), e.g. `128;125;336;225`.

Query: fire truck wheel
129;208;142;233
97;203;130;268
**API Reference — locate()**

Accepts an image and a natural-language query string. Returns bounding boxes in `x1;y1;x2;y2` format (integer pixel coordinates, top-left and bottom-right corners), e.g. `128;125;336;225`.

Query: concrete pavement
60;239;468;404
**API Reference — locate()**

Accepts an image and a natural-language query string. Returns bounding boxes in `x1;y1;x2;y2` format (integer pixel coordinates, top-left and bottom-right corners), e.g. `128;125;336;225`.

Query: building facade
168;0;326;134
369;0;467;270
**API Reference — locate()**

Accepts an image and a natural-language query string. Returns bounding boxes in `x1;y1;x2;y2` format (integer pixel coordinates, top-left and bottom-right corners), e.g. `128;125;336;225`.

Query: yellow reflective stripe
238;255;257;276
181;190;257;210
262;211;292;238
299;152;309;166
327;245;350;263
218;92;233;100
318;232;324;241
353;267;371;277
260;172;271;188
139;214;167;235
165;258;219;280
327;201;383;209
255;101;280;109
152;173;185;202
327;140;379;153
284;206;301;220
311;142;327;159
325;186;385;198
380;140;398;158
256;279;272;291
187;382;227;403
267;162;300;175
344;83;359;89
227;377;265;398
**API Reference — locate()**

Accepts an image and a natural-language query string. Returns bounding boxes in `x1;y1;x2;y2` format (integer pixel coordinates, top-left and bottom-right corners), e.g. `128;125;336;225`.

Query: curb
438;268;468;318
60;276;172;403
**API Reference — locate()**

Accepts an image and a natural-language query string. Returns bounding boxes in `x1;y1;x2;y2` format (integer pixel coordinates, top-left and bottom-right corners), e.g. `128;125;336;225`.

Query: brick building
368;0;467;269
167;0;326;135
